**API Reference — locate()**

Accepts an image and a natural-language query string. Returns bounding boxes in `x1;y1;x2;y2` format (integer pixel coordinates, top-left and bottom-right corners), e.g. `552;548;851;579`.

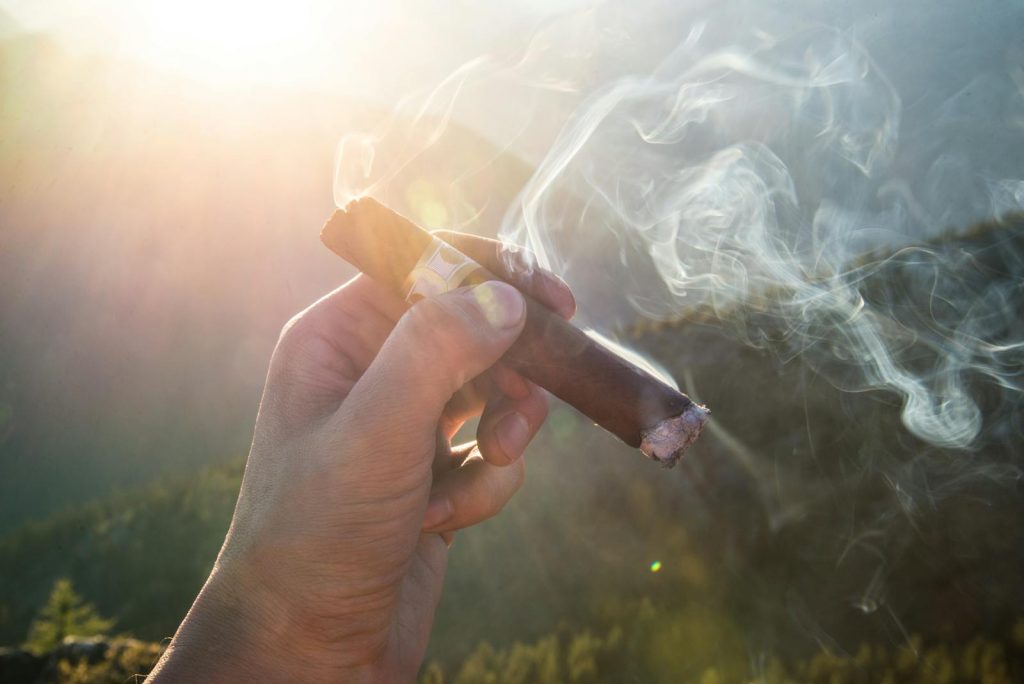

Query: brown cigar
320;197;709;466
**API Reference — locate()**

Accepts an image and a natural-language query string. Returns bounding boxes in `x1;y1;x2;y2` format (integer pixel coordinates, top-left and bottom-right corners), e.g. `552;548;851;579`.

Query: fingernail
471;281;525;330
530;269;575;319
495;412;531;462
548;273;577;319
423;497;453;530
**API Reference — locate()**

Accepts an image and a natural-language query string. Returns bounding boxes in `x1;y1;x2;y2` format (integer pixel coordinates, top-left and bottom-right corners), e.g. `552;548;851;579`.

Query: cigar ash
639;404;711;466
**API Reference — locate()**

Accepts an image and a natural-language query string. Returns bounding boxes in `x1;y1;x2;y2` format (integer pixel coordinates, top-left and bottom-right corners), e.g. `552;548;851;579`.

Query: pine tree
24;578;114;654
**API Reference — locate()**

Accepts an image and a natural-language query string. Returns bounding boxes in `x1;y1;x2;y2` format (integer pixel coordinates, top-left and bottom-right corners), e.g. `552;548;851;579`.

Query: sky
0;1;548;95
0;0;604;164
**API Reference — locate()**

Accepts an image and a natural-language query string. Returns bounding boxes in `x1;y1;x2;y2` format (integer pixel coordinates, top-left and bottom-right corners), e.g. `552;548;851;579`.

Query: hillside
2;216;1021;677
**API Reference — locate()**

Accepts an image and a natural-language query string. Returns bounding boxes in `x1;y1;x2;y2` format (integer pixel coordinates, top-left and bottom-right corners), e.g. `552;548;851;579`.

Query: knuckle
501;245;530;278
274;311;319;363
278;310;313;346
274;308;353;378
423;293;483;331
499;246;541;290
276;304;331;355
402;296;481;367
402;297;446;337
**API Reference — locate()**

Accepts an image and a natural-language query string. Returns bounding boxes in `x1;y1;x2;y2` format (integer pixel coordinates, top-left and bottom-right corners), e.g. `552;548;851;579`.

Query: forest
2;217;1022;682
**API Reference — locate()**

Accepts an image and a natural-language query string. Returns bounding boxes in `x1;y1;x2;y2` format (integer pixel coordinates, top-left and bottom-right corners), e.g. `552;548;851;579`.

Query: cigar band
404;237;483;303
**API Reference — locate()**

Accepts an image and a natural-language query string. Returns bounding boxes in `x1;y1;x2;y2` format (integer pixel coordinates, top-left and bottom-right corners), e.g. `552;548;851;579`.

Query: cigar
320;198;709;466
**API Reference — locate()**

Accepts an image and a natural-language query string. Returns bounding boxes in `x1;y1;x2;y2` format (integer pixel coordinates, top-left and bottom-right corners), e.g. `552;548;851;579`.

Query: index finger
432;231;576;320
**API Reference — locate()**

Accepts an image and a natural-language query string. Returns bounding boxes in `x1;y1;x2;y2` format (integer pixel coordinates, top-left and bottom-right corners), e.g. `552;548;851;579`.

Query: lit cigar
320;198;709;466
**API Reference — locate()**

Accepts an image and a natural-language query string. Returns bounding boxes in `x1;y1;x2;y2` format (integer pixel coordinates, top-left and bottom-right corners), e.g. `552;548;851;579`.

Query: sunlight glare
141;0;316;82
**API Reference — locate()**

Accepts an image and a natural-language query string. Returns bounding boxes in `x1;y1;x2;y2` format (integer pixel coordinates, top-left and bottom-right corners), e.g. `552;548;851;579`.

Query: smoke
333;2;1024;454
332;0;1024;658
332;13;595;211
495;19;1023;452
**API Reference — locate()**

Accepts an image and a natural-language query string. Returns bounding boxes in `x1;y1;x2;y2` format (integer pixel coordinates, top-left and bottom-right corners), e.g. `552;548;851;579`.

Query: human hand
147;232;575;683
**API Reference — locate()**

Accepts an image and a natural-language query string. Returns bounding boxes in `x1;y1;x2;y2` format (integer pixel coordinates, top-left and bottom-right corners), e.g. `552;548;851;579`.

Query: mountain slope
1;217;1021;670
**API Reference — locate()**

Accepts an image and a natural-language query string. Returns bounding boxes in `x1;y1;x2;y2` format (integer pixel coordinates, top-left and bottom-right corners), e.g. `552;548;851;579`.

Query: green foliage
53;639;163;684
23;579;114;655
0;209;1021;682
421;617;1024;683
0;461;243;645
427;597;748;682
13;615;1024;684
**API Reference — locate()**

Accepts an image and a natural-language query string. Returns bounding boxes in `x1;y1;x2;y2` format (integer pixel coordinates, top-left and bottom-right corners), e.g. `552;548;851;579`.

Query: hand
147;232;575;682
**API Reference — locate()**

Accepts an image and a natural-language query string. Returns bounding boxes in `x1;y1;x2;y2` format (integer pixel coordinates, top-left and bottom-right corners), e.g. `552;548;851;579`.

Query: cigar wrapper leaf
320;197;709;466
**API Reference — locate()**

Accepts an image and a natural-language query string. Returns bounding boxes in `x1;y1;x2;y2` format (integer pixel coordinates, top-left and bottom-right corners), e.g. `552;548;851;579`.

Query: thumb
332;281;526;470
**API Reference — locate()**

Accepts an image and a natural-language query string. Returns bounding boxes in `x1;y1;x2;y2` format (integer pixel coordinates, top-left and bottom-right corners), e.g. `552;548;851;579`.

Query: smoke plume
334;0;1024;655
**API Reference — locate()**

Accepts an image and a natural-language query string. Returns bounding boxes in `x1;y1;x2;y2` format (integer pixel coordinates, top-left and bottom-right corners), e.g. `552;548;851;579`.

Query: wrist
146;565;275;682
148;556;388;683
149;563;343;682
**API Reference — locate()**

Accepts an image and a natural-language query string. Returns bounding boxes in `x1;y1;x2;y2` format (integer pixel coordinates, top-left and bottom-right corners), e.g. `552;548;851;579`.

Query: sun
139;0;318;83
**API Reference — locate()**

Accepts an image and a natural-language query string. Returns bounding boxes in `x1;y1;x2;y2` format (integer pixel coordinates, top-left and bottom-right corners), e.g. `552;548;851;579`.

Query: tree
23;578;114;654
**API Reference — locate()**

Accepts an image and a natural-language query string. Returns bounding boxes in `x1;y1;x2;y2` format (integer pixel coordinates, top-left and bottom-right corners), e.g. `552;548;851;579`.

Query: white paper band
404;237;483;302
